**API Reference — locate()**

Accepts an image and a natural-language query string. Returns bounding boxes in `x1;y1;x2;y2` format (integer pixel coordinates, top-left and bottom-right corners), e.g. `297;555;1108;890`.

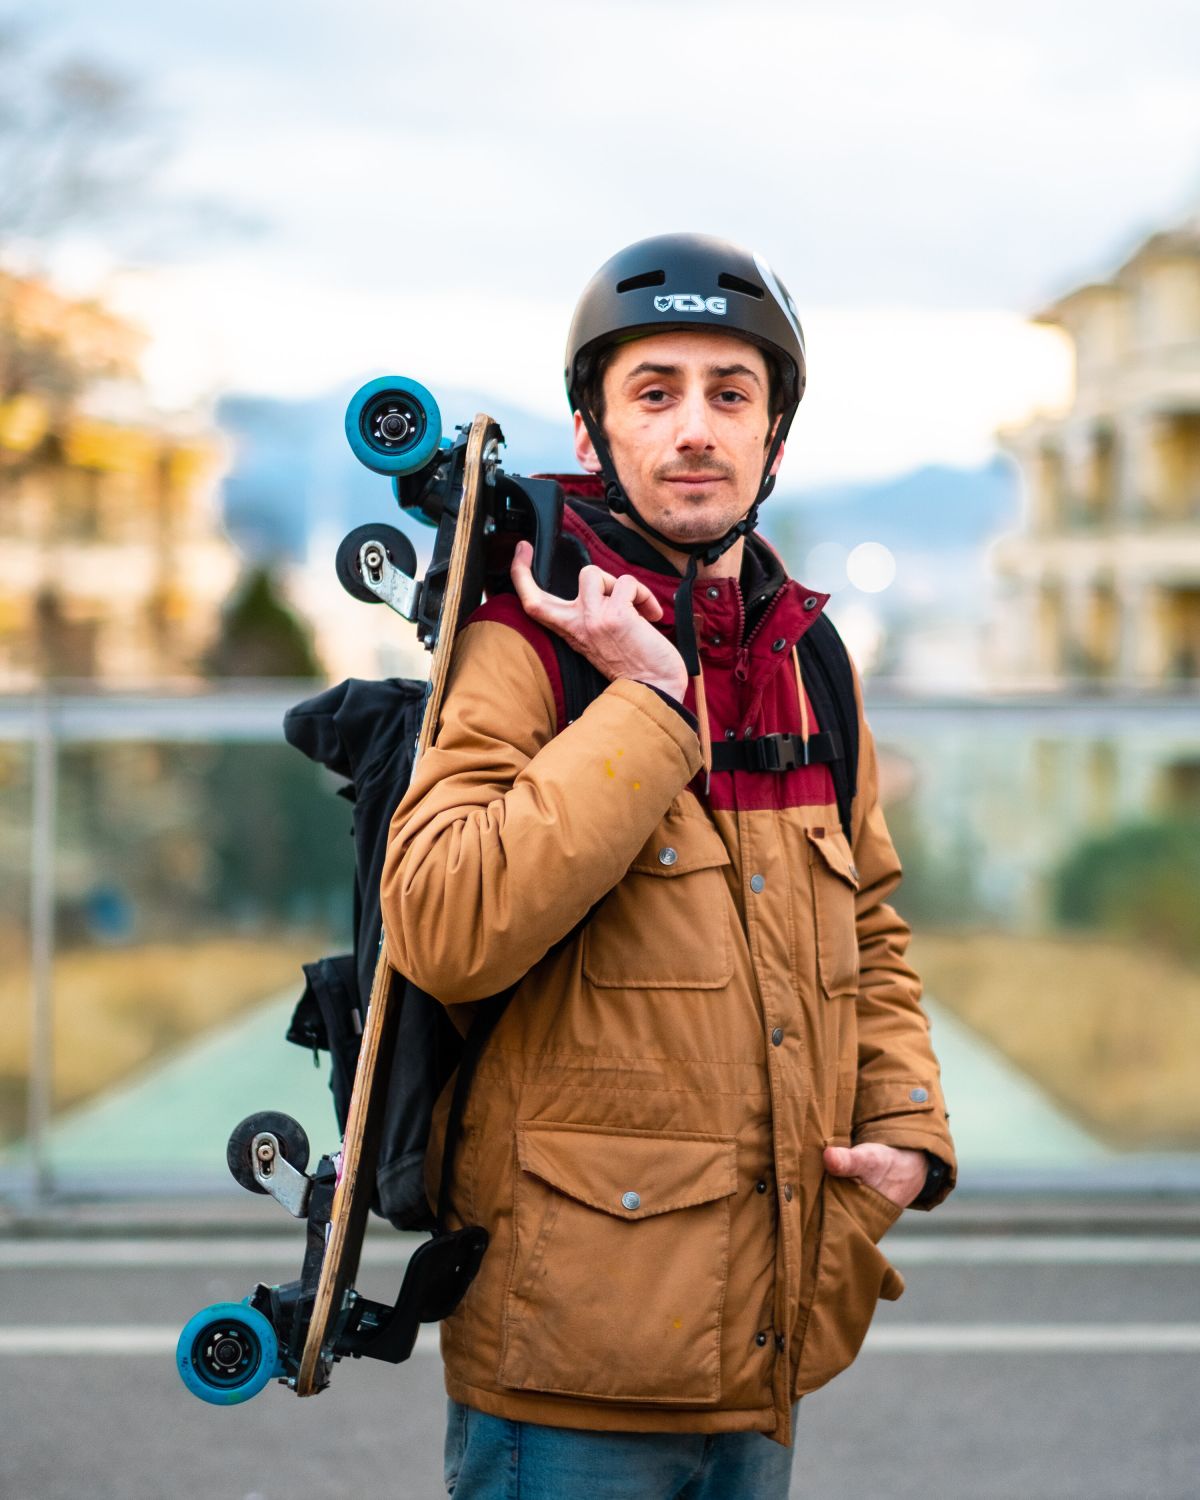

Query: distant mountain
216;385;1022;612
769;457;1021;555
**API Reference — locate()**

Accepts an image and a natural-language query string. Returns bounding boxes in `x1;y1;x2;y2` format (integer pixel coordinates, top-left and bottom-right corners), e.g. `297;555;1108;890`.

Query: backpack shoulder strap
797;613;860;847
546;531;607;727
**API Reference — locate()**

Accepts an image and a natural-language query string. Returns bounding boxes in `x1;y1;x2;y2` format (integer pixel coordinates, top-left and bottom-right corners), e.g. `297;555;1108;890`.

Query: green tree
1052;815;1200;965
206;566;324;679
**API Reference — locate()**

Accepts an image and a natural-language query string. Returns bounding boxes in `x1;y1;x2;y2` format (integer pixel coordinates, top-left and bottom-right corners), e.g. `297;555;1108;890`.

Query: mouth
663;474;727;488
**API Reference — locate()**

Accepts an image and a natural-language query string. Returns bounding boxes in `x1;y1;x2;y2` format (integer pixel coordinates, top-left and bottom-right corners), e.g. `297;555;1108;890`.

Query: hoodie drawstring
693;660;713;795
792;646;811;764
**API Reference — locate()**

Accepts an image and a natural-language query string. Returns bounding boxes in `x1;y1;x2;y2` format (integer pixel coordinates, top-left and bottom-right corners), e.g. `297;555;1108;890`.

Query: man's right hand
510;540;688;702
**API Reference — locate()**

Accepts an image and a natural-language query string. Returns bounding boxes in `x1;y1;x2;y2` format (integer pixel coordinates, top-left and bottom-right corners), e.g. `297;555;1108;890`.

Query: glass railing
1;685;1198;1198
868;687;1200;1188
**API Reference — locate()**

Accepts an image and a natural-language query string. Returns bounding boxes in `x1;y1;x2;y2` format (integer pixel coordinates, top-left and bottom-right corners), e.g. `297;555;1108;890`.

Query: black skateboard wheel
336;523;418;604
226;1111;310;1195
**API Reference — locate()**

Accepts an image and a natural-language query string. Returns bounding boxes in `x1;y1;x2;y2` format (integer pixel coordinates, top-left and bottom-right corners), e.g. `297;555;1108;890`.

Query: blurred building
0;270;239;686
989;219;1200;692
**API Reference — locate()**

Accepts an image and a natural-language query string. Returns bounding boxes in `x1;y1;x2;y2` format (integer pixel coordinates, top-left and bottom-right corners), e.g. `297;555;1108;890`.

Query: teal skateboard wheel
345;376;441;475
177;1301;282;1405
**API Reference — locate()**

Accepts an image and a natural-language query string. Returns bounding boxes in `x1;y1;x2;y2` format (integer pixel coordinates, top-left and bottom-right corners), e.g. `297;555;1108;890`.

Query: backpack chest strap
709;728;841;773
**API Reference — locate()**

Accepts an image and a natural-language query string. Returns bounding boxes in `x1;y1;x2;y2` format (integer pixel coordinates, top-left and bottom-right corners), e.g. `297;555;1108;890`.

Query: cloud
30;0;1196;483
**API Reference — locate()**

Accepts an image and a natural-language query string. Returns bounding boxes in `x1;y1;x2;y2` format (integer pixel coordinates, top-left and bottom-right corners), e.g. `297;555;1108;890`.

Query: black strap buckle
749;733;806;772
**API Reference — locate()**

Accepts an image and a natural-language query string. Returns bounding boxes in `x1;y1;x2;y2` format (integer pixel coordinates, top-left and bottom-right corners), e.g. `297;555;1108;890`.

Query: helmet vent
615;270;666;293
717;273;765;300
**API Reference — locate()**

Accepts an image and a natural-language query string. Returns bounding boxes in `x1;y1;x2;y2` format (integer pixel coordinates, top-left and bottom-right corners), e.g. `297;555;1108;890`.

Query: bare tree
0;11;265;268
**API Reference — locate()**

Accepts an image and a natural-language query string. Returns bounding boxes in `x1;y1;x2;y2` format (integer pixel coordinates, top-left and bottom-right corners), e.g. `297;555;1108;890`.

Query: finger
632;581;664;621
577;565;608;615
509;539;534;585
822;1145;861;1178
511;541;567;625
608;573;642;610
601;571;664;622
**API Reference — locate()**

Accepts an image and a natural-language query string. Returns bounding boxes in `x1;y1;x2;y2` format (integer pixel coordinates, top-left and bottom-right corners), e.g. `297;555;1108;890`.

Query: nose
673;385;716;452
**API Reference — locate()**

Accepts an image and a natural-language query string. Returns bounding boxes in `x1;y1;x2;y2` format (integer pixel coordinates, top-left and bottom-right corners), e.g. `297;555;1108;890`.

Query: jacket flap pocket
806;825;860;889
853;1079;936;1130
516;1123;737;1220
629;815;731;877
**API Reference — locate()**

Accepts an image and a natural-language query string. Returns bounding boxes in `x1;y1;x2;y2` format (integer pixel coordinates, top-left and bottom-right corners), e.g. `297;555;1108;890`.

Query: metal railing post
28;693;57;1205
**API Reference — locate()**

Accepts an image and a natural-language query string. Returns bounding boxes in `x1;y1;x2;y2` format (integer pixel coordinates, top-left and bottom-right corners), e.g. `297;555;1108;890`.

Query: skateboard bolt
257;1143;274;1162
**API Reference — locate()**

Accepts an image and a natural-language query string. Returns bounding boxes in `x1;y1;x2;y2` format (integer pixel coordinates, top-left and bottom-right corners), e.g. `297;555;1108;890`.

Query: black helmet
565;232;806;416
564;233;807;683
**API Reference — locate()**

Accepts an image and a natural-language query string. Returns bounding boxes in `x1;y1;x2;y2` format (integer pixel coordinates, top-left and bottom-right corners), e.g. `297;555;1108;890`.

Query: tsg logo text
653;294;727;315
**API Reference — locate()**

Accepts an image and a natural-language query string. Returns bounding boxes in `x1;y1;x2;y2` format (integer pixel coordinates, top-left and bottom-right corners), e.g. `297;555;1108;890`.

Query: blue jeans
443;1398;799;1499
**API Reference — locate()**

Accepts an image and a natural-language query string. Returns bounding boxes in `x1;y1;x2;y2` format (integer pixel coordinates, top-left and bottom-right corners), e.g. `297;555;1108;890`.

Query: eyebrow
622;361;763;388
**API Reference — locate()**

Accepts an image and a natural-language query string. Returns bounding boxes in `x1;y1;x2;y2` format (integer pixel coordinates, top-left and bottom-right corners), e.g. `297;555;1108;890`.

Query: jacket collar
538;475;830;652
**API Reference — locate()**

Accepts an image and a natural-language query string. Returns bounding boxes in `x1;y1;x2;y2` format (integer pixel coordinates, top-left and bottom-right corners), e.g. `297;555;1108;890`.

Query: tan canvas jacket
380;499;956;1446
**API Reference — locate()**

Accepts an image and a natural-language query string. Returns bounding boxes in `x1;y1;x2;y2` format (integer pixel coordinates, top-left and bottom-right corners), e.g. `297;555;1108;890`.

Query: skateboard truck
249;1130;311;1219
355;535;421;621
335;378;563;622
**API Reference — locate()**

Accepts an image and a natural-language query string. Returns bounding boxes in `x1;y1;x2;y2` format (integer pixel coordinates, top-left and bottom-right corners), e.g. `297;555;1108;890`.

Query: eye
716;389;748;404
640;387;670;404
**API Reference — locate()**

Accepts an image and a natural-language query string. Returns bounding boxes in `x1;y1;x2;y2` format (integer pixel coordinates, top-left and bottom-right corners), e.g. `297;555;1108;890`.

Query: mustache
653;458;735;482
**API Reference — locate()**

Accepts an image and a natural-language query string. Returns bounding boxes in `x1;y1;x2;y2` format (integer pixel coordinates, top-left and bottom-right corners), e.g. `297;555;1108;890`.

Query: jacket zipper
735;584;788;681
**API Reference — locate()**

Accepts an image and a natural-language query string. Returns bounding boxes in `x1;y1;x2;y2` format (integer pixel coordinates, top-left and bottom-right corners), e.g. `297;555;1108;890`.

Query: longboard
178;382;561;1405
294;410;499;1395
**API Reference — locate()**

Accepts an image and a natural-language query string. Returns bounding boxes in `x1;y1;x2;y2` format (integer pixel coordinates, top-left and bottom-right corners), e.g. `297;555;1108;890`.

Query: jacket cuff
852;1078;956;1207
603;678;703;777
635;682;700;735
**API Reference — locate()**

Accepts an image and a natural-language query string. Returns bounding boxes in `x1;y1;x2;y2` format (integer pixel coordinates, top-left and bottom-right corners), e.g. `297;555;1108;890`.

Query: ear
573;410;601;473
768;438;786;477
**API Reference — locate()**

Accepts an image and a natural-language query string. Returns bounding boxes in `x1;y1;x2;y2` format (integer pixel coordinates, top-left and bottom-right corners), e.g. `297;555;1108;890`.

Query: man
381;233;956;1499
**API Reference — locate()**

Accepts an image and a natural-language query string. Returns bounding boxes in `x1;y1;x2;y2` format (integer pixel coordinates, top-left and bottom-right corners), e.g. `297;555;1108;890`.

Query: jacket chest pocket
806;825;861;1000
583;820;733;990
499;1123;738;1404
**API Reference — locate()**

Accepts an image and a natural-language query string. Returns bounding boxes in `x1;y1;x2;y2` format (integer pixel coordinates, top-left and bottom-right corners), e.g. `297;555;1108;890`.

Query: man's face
573;330;783;549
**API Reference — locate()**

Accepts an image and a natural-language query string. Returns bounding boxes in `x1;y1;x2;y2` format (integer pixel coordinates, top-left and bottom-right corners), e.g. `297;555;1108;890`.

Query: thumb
823;1145;862;1178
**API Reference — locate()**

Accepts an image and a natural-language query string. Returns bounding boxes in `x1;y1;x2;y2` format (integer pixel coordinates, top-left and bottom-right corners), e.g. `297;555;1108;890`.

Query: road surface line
869;1324;1200;1351
0;1325;443;1355
890;1236;1200;1265
3;1325;1199;1356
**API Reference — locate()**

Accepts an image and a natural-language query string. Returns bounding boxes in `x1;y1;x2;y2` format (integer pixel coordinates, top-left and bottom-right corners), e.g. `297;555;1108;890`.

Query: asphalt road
2;1224;1199;1500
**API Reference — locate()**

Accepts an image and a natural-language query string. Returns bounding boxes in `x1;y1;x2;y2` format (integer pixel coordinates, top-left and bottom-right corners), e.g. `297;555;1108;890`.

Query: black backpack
283;571;859;1231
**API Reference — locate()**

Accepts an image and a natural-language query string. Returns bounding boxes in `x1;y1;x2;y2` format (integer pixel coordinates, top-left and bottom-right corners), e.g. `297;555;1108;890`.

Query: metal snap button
783;1183;793;1202
724;728;737;740
755;1331;769;1347
803;595;818;610
771;637;787;652
775;1333;786;1351
706;586;720;600
621;1191;641;1211
771;1027;784;1047
658;847;678;866
710;634;722;646
755;1180;767;1194
749;874;765;893
910;1087;929;1103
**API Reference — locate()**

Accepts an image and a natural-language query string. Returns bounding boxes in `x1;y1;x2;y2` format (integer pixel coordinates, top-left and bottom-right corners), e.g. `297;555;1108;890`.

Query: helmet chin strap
578;405;790;680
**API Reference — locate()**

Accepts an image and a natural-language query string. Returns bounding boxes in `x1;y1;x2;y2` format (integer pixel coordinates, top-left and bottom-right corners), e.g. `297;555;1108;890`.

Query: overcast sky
21;0;1200;484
